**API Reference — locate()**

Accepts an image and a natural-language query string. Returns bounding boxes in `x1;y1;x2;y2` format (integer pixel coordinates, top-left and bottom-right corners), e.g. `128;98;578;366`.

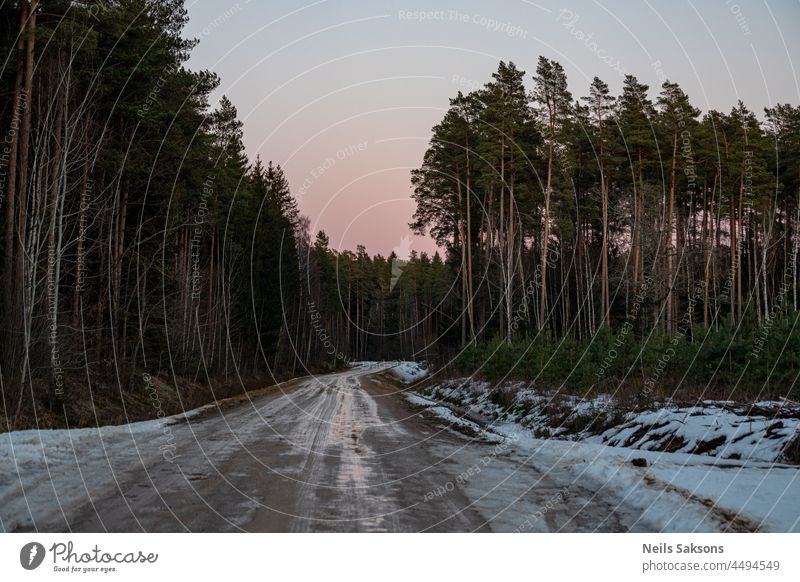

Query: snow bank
406;385;800;532
0;417;177;531
409;397;504;442
389;361;429;384
526;436;800;532
592;405;799;463
414;378;800;464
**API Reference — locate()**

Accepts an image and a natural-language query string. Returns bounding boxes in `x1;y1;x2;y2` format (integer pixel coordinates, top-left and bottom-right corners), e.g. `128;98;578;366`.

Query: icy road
2;364;799;532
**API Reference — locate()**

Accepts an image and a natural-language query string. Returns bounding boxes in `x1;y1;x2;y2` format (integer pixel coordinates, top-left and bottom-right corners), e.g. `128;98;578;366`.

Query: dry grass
1;370;296;432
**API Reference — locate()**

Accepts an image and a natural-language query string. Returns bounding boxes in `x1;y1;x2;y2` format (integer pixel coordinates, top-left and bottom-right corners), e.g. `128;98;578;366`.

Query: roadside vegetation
452;316;800;403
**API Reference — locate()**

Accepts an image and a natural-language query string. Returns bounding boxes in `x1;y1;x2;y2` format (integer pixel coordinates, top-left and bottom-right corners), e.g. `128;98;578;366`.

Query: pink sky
184;0;800;258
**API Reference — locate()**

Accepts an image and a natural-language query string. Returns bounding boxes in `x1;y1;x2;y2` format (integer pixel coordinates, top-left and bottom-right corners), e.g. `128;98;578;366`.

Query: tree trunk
3;3;29;319
539;122;554;330
665;130;678;332
73;142;90;326
14;0;38;301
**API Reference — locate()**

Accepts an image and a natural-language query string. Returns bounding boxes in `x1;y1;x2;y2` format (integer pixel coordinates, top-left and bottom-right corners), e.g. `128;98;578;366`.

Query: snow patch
592;406;799;463
0;417;179;531
417;378;800;464
389;361;429;384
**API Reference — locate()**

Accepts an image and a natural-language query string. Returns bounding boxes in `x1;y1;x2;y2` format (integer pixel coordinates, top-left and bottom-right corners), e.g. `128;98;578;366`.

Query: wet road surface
10;366;647;532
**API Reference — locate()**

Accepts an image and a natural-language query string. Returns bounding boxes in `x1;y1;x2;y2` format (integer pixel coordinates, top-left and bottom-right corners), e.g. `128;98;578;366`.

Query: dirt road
6;366;651;532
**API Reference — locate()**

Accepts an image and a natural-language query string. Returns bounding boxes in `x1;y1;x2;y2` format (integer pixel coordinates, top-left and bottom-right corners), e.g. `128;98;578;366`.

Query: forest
411;59;800;400
1;1;799;430
0;0;453;428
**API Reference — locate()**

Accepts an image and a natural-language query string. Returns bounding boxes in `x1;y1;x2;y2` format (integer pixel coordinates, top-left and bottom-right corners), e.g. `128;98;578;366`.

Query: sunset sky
183;0;800;258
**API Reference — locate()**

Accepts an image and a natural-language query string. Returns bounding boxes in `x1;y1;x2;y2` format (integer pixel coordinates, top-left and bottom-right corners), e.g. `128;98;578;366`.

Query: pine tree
657;81;700;332
582;77;616;327
532;57;572;331
617;75;656;291
478;61;537;342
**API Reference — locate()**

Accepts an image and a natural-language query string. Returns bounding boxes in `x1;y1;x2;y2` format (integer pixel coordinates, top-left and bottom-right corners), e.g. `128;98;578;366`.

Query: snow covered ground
0;416;181;532
387;361;429;384
407;379;800;532
417;379;800;463
349;360;428;384
408;392;503;442
593;404;798;462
